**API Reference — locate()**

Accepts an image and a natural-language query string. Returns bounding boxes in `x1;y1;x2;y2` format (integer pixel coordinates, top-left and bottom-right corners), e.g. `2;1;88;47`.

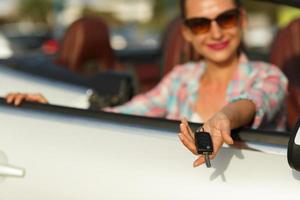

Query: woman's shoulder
245;60;286;77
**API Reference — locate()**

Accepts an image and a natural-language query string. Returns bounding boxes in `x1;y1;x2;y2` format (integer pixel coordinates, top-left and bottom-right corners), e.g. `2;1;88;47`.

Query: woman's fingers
220;126;234;145
193;154;216;168
181;118;195;139
5;93;48;106
5;93;16;104
14;94;26;106
210;129;224;157
178;133;197;154
25;93;48;104
179;118;199;154
5;93;26;106
193;156;205;167
180;121;194;143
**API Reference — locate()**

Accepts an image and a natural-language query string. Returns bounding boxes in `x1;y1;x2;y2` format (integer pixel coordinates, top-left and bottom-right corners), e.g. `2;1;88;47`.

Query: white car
0;62;91;109
0;33;13;58
0;100;299;200
0;0;299;199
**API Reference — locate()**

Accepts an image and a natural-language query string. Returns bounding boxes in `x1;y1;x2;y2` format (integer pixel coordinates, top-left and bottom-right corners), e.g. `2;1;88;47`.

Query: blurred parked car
0;32;13;58
0;22;51;56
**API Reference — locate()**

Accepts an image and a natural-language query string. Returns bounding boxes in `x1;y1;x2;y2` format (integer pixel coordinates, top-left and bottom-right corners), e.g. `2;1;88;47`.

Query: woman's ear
181;24;193;43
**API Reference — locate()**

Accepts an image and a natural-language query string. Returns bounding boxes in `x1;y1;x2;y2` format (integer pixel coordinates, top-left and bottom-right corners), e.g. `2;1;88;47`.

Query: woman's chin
205;53;236;65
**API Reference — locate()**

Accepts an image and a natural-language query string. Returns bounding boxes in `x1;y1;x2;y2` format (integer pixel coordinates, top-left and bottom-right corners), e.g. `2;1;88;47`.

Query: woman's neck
202;55;239;85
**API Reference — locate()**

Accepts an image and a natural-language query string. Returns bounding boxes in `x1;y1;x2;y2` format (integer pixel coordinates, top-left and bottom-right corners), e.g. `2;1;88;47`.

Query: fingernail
193;161;199;168
180;123;185;129
178;134;183;140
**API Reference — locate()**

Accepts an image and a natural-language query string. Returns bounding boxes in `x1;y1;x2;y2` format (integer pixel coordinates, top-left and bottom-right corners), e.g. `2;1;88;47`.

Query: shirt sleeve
103;66;180;117
228;64;288;129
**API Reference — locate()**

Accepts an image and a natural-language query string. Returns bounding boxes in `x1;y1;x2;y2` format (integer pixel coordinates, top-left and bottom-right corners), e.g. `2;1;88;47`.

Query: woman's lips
207;41;230;51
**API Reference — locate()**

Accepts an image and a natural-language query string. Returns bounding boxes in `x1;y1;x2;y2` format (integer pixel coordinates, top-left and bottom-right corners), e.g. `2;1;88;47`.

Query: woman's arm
221;99;256;129
104;65;183;117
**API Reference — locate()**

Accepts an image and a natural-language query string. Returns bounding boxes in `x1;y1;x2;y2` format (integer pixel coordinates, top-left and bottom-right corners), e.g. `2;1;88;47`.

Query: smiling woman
106;0;288;167
3;0;289;168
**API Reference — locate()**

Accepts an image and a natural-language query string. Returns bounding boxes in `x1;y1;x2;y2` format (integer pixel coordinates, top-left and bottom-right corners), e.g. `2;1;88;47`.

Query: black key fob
195;128;213;155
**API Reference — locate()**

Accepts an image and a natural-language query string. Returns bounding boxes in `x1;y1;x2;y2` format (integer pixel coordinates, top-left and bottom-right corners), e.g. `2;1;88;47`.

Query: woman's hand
178;112;234;167
5;93;48;106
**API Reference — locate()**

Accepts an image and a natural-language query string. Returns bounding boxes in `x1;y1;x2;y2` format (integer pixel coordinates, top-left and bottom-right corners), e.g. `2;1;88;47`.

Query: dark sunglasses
184;8;241;35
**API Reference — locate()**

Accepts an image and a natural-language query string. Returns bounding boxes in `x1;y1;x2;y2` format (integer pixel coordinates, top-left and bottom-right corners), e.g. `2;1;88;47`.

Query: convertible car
0;53;134;109
0;98;299;199
0;0;299;199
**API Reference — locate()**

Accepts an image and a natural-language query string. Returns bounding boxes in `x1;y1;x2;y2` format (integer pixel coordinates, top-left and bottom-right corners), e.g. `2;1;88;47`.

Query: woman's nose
210;21;223;39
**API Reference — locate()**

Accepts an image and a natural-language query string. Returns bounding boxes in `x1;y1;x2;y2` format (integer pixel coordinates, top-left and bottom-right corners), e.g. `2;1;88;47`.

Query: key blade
204;153;211;168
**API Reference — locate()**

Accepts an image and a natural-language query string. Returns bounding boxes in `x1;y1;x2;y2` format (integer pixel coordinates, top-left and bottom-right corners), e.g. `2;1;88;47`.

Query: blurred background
0;0;299;56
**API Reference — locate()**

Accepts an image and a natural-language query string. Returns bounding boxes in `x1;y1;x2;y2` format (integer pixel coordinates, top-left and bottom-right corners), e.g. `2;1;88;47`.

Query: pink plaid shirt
107;54;288;130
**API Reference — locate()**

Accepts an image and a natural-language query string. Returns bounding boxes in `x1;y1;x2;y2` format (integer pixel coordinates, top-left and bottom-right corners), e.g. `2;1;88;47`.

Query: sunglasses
184;8;241;35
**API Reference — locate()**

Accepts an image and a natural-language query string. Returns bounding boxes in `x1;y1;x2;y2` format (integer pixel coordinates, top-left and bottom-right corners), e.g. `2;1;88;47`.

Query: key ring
196;126;205;133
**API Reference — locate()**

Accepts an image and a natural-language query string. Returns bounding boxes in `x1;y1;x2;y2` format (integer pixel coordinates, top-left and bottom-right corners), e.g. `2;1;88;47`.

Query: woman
6;0;287;167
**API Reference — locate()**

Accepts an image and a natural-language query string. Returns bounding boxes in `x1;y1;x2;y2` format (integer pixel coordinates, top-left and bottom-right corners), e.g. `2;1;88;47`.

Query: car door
0;101;299;200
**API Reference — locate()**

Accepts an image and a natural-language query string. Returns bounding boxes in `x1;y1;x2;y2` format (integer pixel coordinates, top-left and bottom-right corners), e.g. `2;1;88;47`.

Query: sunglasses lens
184;9;240;35
185;18;211;34
217;10;240;29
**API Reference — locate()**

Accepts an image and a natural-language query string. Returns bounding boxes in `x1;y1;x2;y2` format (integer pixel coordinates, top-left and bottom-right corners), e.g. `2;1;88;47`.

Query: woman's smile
206;40;230;51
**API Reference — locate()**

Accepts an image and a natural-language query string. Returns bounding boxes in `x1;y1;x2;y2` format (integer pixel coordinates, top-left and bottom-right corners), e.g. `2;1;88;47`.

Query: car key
195;127;214;168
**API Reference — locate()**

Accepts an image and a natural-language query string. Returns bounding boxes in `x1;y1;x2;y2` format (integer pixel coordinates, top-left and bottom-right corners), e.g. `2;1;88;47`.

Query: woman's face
182;0;245;65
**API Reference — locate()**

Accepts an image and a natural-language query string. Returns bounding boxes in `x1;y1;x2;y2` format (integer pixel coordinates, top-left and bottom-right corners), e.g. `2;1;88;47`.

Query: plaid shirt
107;54;288;130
